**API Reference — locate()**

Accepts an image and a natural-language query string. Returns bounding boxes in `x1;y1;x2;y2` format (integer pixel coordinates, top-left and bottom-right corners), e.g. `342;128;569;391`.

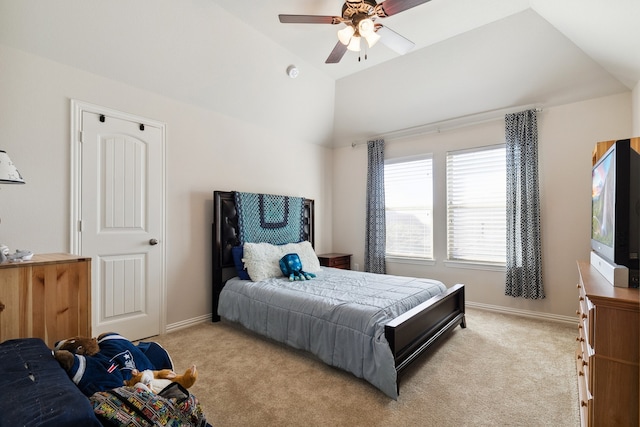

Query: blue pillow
231;246;250;280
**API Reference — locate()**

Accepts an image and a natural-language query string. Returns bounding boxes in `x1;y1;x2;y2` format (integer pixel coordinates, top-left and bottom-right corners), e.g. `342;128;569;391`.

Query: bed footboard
385;284;465;380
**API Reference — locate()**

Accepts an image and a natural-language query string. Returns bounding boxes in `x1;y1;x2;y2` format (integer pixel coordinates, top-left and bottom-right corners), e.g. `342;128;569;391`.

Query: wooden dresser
576;261;639;427
0;253;91;347
318;253;352;270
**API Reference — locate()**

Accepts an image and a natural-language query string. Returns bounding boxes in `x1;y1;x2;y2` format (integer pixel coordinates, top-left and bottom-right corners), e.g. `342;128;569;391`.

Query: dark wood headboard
211;190;315;321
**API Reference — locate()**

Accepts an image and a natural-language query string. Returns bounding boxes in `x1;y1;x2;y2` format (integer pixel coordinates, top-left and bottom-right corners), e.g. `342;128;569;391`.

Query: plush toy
124;365;198;394
54;335;100;355
53;332;175;397
279;253;316;281
54;349;125;394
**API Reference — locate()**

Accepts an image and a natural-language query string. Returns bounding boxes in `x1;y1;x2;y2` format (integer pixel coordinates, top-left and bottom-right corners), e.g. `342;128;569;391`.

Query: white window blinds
384;156;433;259
446;145;506;264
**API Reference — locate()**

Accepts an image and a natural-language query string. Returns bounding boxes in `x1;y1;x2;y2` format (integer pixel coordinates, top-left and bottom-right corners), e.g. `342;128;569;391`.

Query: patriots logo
109;350;136;372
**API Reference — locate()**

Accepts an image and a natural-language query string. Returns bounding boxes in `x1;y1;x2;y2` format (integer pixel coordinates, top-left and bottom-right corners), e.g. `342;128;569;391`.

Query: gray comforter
217;267;447;399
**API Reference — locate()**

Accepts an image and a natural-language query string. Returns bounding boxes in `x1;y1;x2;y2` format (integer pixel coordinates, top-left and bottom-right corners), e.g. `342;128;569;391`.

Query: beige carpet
151;308;579;427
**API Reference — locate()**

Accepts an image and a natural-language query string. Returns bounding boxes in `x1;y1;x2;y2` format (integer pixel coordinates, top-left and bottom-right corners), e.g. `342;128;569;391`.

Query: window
384;156;433;259
446;145;506;264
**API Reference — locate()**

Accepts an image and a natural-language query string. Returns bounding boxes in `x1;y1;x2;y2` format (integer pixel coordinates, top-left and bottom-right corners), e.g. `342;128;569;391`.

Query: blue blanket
235;192;305;244
0;338;101;426
218;267;447;399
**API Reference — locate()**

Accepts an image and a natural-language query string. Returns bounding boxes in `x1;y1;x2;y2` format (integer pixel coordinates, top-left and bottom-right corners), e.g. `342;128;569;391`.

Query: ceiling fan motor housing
342;0;382;36
342;1;379;20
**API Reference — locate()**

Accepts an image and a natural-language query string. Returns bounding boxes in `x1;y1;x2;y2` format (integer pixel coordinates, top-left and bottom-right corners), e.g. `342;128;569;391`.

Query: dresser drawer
0;254;92;347
576;349;591;427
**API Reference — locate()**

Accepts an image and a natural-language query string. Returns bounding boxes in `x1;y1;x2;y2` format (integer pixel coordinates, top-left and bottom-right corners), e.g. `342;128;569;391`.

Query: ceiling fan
279;0;433;63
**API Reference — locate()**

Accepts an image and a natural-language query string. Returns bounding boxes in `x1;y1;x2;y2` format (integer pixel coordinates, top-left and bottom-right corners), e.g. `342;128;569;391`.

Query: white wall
0;44;334;327
1;0;636;327
332;92;632;319
0;0;337;147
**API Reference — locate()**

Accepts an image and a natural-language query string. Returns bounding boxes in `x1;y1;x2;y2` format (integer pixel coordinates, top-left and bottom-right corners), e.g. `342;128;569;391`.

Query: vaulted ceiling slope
333;8;630;145
0;0;637;147
213;0;638;145
213;0;640;86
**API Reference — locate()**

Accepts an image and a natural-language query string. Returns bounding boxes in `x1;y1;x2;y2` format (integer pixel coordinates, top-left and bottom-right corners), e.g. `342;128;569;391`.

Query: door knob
149;238;159;246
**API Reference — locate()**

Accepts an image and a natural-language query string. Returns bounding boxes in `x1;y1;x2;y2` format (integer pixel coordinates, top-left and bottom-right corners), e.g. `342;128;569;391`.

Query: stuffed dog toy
53;349;125;394
124;365;198;394
54;332;174;397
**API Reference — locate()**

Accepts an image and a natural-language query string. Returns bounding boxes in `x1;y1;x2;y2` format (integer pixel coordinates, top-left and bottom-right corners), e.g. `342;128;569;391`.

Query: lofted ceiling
1;0;637;147
212;0;639;145
211;0;640;85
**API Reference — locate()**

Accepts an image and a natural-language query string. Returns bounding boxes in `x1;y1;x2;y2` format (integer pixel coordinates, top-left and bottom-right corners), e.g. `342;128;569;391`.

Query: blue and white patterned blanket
235;192;305;244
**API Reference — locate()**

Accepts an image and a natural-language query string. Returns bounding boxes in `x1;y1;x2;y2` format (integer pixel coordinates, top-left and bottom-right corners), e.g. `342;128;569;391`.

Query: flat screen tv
591;139;640;287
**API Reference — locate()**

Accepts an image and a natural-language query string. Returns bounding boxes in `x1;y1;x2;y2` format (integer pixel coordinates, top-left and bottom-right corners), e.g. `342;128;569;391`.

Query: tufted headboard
211;190;314;321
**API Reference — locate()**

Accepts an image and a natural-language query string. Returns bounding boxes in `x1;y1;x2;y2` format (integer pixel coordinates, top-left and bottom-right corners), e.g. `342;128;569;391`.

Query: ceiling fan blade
377;0;432;17
279;15;341;24
325;41;348;64
377;25;415;55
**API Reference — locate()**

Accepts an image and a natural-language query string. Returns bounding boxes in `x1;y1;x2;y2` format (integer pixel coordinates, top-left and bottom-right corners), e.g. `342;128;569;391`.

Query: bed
211;190;465;398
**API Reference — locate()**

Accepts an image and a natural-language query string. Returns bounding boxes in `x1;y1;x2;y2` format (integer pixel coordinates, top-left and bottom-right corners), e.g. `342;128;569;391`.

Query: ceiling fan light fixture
337;25;355;45
358;18;375;36
364;31;381;48
279;0;428;64
347;35;361;52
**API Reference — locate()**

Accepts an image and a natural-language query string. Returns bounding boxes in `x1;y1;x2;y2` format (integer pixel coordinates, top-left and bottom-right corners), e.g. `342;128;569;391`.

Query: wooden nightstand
318;253;352;270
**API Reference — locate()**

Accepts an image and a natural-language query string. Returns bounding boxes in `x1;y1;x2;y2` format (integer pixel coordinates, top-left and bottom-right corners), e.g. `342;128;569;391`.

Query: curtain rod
351;104;543;148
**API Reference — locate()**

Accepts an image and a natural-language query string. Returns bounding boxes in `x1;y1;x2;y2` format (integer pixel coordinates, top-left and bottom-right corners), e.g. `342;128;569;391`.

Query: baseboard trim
165;304;577;333
466;301;577;325
165;313;212;333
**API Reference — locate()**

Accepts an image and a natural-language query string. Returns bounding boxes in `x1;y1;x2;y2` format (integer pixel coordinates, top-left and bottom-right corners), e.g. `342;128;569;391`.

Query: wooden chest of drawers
576;261;639;427
0;253;92;347
318;253;352;270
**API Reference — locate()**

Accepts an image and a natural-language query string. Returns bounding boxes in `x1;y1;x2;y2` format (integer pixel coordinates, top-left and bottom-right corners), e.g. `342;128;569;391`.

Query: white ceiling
211;0;640;86
1;0;638;147
211;0;639;145
211;0;531;81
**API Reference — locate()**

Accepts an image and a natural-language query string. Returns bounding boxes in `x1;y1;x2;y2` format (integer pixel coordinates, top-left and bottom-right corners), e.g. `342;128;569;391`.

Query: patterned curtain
505;110;544;299
365;139;386;274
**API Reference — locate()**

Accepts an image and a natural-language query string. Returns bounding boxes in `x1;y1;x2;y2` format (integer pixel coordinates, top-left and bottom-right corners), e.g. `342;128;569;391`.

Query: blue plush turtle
279;253;316;281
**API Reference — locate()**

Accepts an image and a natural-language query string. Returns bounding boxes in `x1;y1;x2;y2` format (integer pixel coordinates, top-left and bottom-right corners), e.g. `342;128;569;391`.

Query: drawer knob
576;337;584;342
581;400;588;407
579;370;584;376
0;301;4;312
576;310;580;316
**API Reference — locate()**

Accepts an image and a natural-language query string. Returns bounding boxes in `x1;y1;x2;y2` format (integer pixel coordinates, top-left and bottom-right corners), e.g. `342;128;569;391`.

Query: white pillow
285;241;321;273
242;242;282;282
243;241;321;282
